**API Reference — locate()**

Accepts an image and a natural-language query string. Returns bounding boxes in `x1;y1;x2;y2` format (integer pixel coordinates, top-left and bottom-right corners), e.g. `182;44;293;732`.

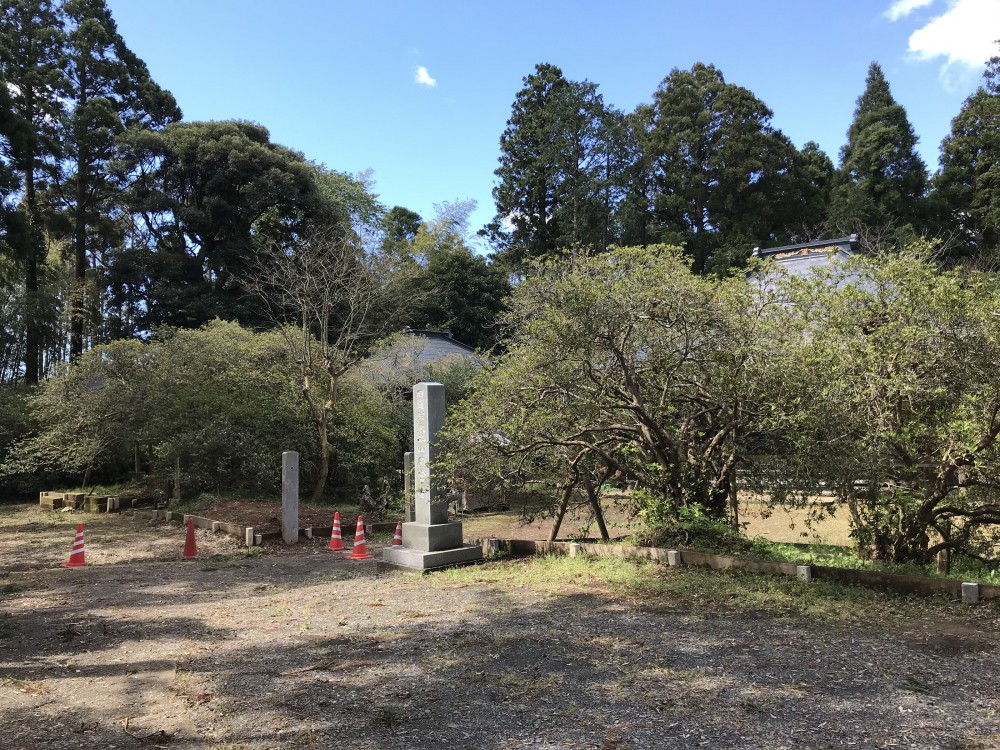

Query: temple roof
752;235;860;276
399;328;477;363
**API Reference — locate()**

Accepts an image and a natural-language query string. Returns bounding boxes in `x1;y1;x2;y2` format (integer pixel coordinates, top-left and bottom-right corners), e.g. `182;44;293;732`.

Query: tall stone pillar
281;451;299;545
382;383;482;570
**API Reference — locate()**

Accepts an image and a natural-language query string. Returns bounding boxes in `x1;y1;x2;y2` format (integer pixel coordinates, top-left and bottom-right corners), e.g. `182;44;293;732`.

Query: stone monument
382;382;483;570
403;451;415;522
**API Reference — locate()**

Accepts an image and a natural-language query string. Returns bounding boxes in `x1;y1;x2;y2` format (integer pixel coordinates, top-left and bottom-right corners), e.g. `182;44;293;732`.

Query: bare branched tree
244;226;419;500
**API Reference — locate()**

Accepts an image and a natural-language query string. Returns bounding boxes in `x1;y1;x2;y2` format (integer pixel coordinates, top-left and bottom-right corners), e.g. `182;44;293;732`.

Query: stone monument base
402;521;464;551
382;543;483;571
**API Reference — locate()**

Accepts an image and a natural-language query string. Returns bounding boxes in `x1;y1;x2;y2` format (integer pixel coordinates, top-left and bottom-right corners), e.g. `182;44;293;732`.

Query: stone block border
39;491;156;513
132;509;398;548
480;539;1000;605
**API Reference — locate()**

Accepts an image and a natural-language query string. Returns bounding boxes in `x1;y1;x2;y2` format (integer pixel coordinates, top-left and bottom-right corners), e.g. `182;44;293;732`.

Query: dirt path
1;504;998;749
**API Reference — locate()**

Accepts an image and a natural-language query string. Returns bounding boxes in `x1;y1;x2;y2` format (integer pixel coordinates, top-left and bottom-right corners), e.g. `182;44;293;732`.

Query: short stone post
962;581;980;605
403;451;415;523
245;527;255;548
666;550;683;566
796;565;813;582
282;451;299;545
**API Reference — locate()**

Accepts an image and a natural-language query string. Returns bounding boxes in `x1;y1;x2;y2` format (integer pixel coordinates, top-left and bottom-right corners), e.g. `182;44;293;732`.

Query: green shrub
0;322;312;494
0;385;37;497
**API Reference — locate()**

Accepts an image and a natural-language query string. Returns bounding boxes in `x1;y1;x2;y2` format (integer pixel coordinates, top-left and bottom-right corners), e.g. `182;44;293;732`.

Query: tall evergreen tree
380;205;423;261
829;62;928;240
0;0;66;382
54;0;180;358
786;141;835;241
0;72;23;255
643;63;800;271
488;63;634;271
936;45;1000;261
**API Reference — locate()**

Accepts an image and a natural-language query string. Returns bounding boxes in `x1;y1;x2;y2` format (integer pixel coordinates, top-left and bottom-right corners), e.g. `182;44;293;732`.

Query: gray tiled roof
412;332;477;363
752;235;860;277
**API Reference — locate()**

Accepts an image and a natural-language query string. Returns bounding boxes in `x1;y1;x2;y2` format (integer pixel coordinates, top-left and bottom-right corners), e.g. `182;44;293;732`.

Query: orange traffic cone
61;523;86;568
183;518;198;559
344;516;373;560
392;519;403;546
328;512;344;551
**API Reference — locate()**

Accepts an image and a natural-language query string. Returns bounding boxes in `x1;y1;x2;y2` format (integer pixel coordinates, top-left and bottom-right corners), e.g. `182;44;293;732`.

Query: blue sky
106;0;999;245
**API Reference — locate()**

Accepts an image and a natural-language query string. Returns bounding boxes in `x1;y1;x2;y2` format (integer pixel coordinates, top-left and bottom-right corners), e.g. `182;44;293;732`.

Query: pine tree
643;63;799;271
0;0;66;382
788;141;835;240
0;73;23;245
830;62;928;239
936;45;1000;261
55;0;180;358
488;63;633;271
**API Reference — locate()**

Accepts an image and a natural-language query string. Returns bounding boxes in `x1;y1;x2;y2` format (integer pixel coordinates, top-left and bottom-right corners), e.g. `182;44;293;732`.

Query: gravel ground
1;503;998;749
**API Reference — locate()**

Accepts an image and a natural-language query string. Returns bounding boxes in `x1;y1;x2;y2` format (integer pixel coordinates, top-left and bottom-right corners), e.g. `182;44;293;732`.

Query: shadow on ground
2;542;999;750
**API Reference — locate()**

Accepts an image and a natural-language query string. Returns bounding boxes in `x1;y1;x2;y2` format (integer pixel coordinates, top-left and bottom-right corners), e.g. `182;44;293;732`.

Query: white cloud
906;0;1000;82
884;0;935;21
414;66;436;87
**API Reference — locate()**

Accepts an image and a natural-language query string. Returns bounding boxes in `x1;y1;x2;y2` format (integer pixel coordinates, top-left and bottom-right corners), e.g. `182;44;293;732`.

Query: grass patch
439;554;997;624
639;510;1000;587
371;705;408;728
171;670;213;707
730;537;1000;586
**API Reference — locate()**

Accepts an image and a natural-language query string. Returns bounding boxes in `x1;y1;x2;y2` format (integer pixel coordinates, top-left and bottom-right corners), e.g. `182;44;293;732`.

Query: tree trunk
24;235;40;383
583;478;610;541
548;484;573;542
71;63;90;362
728;466;740;528
70;154;88;360
22;153;40;384
936;548;950;574
312;417;329;502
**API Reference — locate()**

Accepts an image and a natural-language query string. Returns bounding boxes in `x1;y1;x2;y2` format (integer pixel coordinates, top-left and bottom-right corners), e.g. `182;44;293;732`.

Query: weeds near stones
172;670;214;707
371;705;407;728
0;677;48;695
